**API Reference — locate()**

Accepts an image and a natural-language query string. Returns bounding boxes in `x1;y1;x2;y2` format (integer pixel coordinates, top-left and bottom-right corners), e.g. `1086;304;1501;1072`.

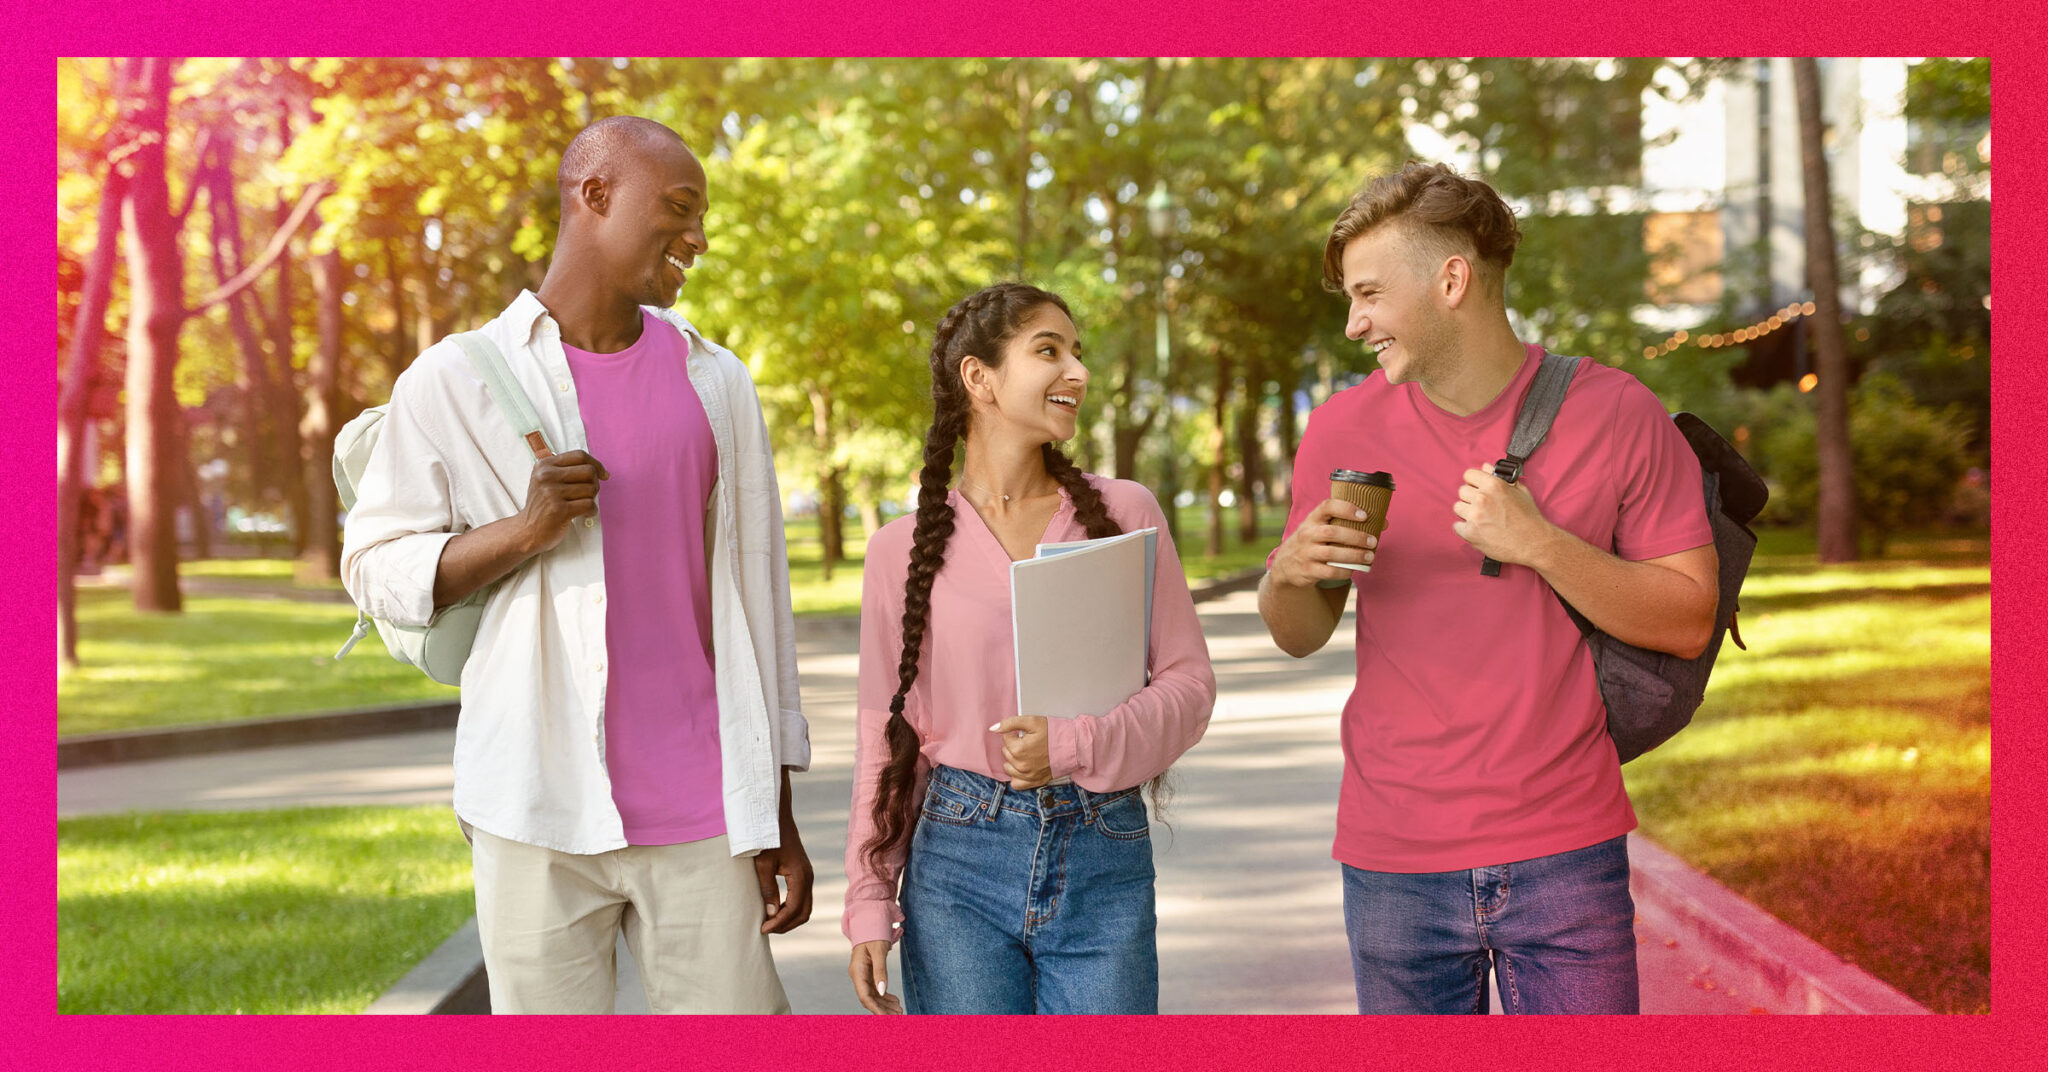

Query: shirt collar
506;290;707;355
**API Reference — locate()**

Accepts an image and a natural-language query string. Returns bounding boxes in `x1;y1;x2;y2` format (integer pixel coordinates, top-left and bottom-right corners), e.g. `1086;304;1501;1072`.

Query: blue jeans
899;765;1158;1014
1341;834;1639;1014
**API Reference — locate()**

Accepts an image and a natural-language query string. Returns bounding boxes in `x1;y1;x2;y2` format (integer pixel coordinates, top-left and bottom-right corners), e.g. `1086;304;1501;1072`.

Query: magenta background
10;3;2031;1067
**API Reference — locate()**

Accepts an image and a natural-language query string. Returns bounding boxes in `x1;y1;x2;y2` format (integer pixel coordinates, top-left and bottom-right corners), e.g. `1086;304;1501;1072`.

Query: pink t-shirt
563;312;725;846
1280;344;1712;873
841;476;1216;947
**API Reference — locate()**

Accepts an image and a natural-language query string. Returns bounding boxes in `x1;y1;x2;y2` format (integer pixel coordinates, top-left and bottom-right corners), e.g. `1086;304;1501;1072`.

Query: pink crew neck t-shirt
840;476;1217;947
562;312;724;846
1280;344;1712;874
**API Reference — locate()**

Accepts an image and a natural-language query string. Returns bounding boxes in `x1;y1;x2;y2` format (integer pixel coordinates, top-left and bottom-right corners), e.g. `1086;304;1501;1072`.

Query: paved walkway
61;589;1763;1014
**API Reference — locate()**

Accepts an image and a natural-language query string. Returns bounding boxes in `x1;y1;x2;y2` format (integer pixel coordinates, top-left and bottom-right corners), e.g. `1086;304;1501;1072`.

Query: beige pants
469;827;790;1014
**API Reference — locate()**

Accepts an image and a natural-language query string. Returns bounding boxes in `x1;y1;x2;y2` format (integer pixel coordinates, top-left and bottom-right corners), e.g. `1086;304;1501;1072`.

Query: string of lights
1640;300;1820;361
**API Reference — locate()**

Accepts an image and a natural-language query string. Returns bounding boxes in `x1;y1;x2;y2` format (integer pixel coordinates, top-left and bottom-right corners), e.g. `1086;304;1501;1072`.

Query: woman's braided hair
860;282;1131;876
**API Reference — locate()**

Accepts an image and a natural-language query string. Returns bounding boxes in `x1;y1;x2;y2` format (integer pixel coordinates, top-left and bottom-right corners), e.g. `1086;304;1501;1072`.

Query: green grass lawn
1623;532;1989;1013
57;806;474;1014
60;586;459;736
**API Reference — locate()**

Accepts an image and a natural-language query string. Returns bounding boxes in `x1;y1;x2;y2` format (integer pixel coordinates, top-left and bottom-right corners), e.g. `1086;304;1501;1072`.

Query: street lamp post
1147;180;1180;547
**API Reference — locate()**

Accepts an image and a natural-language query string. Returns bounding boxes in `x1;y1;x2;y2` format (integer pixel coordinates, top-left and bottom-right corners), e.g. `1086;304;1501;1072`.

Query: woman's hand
992;716;1051;789
849;939;904;1014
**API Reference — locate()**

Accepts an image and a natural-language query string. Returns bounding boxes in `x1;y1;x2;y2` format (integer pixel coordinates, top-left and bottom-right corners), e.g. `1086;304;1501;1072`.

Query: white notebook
1010;527;1156;720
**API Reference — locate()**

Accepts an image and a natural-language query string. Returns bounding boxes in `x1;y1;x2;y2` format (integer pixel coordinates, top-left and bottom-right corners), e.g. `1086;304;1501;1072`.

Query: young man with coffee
1259;161;1718;1014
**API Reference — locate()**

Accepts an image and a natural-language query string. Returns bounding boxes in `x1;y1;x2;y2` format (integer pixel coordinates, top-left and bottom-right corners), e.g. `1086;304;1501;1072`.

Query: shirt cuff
778;707;813;772
841;900;904;948
1046;716;1084;781
361;531;461;627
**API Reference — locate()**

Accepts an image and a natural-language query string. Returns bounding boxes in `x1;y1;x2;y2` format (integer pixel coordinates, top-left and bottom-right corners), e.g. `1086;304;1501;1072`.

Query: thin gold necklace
959;476;1055;506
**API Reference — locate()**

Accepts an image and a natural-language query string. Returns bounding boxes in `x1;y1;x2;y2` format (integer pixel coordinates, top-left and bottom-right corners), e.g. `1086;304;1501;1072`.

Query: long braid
862;293;995;874
1041;443;1119;540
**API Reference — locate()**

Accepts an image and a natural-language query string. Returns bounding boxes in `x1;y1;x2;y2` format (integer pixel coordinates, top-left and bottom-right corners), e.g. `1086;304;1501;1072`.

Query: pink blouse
841;475;1216;947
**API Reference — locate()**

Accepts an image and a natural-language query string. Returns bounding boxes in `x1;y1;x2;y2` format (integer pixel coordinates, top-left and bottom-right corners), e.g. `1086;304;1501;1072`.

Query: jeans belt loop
1078;786;1098;825
986;779;1005;821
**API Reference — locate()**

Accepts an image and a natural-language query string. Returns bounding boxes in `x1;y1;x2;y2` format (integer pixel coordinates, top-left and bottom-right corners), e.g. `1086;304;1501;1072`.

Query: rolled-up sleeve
1045;485;1216;792
340;362;463;628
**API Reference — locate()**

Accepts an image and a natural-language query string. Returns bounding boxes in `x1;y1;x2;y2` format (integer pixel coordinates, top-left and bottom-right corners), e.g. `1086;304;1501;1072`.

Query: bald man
343;117;812;1014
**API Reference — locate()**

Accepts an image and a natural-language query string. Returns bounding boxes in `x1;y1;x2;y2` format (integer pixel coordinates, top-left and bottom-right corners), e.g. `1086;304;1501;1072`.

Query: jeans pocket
919;778;984;826
1094;790;1151;841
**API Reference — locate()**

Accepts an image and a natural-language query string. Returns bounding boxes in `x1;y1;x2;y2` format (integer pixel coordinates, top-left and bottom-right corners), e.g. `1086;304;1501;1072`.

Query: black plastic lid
1330;469;1394;489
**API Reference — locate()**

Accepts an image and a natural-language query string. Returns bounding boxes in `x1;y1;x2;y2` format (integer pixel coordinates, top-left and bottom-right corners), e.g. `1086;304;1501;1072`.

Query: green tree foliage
1752;373;1977;552
65;57;1981;595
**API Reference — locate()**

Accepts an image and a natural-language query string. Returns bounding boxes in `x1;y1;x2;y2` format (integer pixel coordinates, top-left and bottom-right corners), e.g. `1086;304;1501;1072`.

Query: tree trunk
204;146;286;522
300;234;345;580
177;407;211;560
810;384;843;580
384;236;410;384
1015;64;1032;277
270;105;312;556
857;474;884;540
1277;365;1302;510
1793;58;1858;563
58;84;132;665
412;256;439;356
1207;352;1229;557
1236;375;1263;544
121;57;184;613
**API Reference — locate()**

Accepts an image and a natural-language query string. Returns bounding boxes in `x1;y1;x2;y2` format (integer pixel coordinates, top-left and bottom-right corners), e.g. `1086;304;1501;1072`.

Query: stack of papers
1010;528;1157;720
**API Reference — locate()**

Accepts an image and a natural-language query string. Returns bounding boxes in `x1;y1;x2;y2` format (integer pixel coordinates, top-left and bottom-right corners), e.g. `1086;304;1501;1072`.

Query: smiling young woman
841;282;1217;1015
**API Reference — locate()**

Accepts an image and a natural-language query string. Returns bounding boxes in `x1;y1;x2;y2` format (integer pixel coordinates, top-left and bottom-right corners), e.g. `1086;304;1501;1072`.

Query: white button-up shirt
341;291;809;856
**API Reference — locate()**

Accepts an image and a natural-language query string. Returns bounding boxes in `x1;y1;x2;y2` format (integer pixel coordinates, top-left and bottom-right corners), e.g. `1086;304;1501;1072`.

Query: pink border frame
13;3;2029;1067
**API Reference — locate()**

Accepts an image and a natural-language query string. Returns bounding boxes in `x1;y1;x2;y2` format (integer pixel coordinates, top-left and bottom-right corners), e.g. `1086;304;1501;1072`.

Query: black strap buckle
1480;455;1526;576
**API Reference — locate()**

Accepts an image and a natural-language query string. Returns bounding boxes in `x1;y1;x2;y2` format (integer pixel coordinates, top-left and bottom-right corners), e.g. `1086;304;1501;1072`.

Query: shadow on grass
1704;667;1990;728
59;807;474;1014
1736;582;1991;616
59;885;476;1014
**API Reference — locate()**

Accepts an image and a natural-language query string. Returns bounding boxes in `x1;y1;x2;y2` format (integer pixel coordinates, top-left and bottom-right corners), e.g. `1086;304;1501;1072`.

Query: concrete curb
58;701;462;769
59;568;1271;770
1627;832;1930;1014
363;917;490;1015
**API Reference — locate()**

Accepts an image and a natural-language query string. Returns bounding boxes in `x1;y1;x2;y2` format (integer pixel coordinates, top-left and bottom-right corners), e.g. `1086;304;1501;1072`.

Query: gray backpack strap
450;331;553;460
1480;352;1586;576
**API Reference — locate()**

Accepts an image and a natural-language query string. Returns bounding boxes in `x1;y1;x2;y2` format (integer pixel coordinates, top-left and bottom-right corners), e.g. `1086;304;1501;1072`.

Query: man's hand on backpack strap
516;449;609;554
1453;462;1561;569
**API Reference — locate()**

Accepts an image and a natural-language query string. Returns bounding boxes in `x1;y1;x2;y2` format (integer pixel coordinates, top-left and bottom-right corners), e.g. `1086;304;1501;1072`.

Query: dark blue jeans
899;765;1158;1014
1341;834;1640;1014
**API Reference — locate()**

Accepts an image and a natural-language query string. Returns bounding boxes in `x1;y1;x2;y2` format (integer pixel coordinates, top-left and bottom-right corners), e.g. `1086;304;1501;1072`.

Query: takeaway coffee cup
1327;469;1395;572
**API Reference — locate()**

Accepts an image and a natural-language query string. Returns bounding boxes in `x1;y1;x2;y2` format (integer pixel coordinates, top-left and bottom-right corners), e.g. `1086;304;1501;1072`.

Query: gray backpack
1485;352;1769;763
332;331;552;686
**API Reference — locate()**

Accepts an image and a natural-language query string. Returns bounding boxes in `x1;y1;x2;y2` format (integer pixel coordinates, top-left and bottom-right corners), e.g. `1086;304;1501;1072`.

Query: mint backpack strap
1480;352;1586;577
450;331;554;460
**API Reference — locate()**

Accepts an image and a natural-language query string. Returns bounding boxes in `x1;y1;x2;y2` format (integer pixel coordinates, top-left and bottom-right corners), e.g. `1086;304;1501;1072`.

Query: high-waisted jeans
899;764;1158;1014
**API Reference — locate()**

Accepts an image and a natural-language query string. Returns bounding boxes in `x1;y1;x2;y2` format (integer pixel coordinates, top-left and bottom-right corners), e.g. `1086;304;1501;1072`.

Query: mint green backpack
331;332;551;686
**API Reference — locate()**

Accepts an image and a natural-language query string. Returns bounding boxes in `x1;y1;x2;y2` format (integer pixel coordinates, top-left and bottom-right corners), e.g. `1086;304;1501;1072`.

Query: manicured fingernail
878;980;888;996
1367;535;1378;548
1355;508;1367;519
989;723;1002;732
